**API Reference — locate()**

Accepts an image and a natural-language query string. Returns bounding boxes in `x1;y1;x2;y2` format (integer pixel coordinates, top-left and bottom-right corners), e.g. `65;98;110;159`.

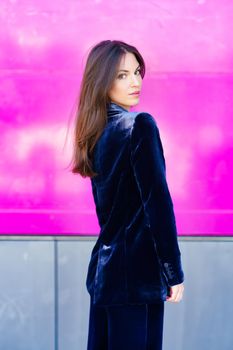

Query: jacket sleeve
130;112;184;286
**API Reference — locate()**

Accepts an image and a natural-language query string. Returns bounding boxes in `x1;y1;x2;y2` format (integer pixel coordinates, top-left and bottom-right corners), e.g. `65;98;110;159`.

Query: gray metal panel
0;241;55;350
163;241;233;350
0;237;232;350
58;240;93;350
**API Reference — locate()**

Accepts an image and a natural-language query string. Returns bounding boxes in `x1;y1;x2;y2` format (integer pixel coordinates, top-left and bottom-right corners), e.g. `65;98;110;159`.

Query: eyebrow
118;64;141;73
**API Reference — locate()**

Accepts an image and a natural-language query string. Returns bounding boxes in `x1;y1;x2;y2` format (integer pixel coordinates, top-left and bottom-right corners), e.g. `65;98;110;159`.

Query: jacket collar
107;102;129;117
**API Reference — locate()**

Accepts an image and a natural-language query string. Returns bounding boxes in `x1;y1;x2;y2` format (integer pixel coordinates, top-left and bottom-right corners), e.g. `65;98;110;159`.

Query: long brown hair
71;40;145;178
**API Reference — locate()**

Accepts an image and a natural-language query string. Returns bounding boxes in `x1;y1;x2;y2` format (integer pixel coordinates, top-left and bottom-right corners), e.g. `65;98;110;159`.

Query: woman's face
108;52;142;111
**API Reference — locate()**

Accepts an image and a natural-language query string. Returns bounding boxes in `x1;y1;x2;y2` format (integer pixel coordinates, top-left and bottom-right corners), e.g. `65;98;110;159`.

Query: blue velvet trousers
87;297;164;350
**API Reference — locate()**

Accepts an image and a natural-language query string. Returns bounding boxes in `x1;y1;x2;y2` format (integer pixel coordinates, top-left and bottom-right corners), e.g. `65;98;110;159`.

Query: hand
166;283;184;303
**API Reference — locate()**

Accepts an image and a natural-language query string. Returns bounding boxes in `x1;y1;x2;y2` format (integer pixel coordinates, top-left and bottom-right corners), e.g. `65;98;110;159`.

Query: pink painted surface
0;0;232;235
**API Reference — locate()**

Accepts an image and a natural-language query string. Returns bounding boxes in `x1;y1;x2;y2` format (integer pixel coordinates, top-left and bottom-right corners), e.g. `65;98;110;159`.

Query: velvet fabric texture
86;102;184;306
87;297;164;350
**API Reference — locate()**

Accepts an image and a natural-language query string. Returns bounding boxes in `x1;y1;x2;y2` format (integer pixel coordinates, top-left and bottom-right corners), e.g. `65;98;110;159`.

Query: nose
130;74;141;87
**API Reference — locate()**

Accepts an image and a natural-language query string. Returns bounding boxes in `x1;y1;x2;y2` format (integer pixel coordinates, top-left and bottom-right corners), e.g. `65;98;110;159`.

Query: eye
117;73;127;79
117;68;141;80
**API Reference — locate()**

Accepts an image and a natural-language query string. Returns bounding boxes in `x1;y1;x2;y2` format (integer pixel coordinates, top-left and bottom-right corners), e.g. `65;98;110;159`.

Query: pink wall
0;0;232;235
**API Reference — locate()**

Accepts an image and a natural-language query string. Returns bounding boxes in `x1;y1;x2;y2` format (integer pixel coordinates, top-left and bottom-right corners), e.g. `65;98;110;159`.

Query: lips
129;91;140;95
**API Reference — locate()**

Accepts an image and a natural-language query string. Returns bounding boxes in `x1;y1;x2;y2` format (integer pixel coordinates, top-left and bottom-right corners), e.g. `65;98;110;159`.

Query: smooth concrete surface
0;237;232;350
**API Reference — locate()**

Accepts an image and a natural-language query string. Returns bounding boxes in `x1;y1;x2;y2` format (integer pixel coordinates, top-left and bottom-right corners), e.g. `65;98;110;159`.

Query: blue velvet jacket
86;102;184;306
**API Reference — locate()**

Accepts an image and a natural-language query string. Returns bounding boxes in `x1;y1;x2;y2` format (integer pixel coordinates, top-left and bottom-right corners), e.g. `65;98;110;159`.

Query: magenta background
0;0;232;235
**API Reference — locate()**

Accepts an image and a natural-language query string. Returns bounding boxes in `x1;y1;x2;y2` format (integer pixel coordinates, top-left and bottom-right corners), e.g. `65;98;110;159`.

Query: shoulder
129;111;165;158
130;111;159;138
109;110;160;140
118;110;158;128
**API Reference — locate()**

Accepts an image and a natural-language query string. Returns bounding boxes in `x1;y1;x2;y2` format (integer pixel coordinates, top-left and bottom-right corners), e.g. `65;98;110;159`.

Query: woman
71;40;184;350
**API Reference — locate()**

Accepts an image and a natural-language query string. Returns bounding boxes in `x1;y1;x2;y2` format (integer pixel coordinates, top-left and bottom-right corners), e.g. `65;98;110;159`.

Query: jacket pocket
93;241;127;305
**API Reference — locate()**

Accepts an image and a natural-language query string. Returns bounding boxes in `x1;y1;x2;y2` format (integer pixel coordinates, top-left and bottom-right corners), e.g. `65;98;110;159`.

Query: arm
130;112;184;287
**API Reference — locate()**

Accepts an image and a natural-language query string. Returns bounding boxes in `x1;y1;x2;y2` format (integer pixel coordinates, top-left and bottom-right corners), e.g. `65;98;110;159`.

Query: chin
131;100;139;107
